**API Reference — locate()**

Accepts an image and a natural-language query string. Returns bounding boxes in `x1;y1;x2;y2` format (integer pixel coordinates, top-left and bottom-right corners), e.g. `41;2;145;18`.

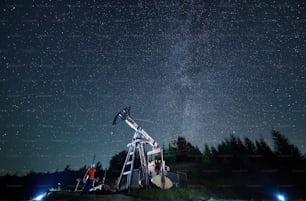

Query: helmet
91;163;96;168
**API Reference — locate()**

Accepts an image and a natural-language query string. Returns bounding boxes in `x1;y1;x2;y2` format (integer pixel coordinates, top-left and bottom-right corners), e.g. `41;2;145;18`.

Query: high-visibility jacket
87;167;96;180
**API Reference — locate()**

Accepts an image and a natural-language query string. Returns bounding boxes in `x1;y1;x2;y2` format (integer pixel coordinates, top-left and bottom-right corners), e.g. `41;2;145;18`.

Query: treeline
161;130;306;199
164;130;305;167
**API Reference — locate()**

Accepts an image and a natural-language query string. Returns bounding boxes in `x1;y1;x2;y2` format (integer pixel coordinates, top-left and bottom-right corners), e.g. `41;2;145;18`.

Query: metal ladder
117;143;136;191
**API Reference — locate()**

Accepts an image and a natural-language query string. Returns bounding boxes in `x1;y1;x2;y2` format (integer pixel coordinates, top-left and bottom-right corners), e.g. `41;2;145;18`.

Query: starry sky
0;0;305;175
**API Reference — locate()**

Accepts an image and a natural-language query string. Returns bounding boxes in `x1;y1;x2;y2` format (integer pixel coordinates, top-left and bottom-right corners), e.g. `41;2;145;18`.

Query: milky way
0;0;305;174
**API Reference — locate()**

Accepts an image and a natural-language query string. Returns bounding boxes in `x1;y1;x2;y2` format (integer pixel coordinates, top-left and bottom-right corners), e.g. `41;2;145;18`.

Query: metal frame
113;107;166;191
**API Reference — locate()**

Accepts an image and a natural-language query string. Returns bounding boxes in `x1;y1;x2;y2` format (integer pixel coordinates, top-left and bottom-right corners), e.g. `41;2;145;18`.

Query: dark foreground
43;192;218;201
42;190;259;201
44;192;146;201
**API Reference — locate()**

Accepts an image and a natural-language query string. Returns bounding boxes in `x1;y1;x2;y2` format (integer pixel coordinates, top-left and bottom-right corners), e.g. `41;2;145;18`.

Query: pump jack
112;107;172;191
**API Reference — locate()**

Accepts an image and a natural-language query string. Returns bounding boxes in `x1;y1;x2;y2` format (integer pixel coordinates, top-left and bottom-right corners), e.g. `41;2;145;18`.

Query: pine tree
244;137;256;155
272;130;302;158
202;143;212;165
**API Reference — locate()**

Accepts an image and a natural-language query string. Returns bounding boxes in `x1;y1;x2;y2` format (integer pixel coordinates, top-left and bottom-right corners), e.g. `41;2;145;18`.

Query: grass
129;187;209;201
42;187;265;201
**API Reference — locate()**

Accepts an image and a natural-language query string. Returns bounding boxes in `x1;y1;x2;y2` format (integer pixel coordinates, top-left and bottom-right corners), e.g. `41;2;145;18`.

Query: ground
43;191;252;201
44;192;148;201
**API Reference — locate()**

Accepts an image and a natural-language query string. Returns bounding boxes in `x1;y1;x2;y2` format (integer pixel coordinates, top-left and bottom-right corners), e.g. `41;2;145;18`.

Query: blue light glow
277;194;285;201
33;192;46;201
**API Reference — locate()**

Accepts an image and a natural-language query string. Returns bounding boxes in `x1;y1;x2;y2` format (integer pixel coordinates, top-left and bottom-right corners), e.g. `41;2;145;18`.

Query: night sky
0;0;305;175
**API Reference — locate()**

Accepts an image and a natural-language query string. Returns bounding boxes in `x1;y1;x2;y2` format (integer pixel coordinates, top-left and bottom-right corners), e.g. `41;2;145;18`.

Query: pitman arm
113;107;158;149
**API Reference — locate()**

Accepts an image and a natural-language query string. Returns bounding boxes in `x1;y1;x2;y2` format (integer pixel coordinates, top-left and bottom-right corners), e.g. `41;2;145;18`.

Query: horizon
1;129;304;176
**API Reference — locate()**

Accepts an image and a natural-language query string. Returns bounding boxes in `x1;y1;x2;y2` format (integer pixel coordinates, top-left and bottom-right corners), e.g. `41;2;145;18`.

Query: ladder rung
129;152;134;155
126;161;133;165
123;171;131;175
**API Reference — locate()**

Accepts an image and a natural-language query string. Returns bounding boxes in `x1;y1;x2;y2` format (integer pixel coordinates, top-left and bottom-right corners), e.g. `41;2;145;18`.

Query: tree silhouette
202;143;212;165
109;150;128;172
171;136;202;162
244;137;256;155
272;130;302;159
64;165;71;172
255;138;274;157
96;161;103;171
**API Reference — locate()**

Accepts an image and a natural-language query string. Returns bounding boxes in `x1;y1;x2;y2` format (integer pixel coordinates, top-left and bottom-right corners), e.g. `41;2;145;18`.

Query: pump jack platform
112;107;172;191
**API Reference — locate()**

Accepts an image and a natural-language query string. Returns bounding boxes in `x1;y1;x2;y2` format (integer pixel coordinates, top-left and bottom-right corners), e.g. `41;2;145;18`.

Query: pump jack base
151;175;173;189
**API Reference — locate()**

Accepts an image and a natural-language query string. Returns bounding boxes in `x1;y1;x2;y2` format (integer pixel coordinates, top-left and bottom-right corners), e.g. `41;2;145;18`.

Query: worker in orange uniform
82;163;96;195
